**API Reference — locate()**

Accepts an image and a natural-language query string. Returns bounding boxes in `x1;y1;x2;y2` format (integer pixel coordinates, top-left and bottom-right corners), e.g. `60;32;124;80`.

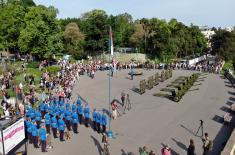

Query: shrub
27;61;40;68
43;66;61;75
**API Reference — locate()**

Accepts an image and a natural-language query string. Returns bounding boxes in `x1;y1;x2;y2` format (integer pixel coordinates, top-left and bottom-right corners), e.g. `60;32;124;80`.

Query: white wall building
200;26;215;48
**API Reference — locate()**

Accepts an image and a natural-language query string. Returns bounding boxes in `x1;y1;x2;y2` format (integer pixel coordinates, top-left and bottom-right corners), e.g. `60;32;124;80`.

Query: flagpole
107;26;113;138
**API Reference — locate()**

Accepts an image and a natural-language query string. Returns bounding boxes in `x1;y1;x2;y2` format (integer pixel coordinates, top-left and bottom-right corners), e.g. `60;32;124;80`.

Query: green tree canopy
18;5;63;58
0;2;26;52
80;9;109;54
63;22;85;59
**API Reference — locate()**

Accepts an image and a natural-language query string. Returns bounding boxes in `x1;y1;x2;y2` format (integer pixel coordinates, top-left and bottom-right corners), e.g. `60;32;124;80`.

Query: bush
43;66;61;75
27;61;40;68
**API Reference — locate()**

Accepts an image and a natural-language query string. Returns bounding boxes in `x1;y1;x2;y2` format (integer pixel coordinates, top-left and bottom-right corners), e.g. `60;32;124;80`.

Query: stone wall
94;53;147;63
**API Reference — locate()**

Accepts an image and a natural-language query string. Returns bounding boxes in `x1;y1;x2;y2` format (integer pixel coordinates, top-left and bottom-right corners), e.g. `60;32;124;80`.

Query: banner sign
0;118;25;154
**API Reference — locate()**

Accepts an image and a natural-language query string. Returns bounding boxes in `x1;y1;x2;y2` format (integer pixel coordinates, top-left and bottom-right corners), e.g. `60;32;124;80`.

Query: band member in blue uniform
51;115;58;138
96;112;101;133
77;104;83;124
39;124;47;152
92;109;97;131
101;111;107;133
72;112;78;133
45;113;51;134
84;103;90;127
58;116;65;141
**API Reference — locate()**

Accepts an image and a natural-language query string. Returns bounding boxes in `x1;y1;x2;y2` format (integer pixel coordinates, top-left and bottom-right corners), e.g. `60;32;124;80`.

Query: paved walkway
27;69;235;155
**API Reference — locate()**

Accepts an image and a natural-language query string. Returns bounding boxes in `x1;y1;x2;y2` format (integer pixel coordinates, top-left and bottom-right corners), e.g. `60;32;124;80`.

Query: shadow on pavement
224;81;231;84
225;84;233;88
228;91;235;96
90;135;103;155
226;101;233;106
229;97;235;102
130;87;142;95
212;115;224;124
180;124;195;136
220;106;230;112
121;149;134;155
171;138;187;152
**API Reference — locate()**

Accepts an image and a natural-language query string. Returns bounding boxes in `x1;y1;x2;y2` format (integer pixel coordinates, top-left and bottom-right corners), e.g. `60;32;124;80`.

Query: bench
224;113;232;124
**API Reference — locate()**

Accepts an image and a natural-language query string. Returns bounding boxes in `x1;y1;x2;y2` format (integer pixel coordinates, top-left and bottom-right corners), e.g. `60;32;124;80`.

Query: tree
80;9;109;54
18;5;63;58
129;23;145;51
108;13;134;48
0;2;26;52
211;29;235;61
64;22;85;59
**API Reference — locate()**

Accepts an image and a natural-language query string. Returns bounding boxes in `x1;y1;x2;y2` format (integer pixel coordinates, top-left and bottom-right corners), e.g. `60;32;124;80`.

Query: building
200;26;215;49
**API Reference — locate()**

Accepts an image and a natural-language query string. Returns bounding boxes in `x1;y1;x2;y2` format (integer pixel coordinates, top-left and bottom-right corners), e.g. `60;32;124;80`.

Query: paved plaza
27;69;234;155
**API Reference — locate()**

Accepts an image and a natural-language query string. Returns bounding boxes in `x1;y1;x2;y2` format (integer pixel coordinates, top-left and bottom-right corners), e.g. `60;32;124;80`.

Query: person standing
39;124;47;152
96;112;101;133
161;145;172;155
51;115;58;138
65;111;72;131
58;117;65;141
121;91;126;106
92;109;97;131
26;121;33;144
77;104;83;124
35;111;41;129
84;104;90;127
72;103;77;113
72;112;78;133
202;133;212;155
187;139;195;155
126;94;131;110
31;121;39;148
45;113;51;134
101;111;107;133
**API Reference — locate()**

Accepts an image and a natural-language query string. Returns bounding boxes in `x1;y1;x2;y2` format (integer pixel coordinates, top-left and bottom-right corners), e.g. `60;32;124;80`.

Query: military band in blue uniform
25;96;108;152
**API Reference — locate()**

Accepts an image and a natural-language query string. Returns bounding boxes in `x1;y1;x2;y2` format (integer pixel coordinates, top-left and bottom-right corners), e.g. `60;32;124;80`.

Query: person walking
187;139;195;155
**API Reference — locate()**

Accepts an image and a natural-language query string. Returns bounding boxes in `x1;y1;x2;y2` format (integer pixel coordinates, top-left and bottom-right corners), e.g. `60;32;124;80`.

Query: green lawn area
14;67;42;85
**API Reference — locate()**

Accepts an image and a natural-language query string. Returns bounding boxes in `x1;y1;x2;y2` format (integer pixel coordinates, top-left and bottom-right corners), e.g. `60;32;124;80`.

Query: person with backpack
202;133;212;155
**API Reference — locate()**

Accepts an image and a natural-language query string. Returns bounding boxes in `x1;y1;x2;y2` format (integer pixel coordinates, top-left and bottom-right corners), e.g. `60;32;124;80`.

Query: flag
109;26;114;56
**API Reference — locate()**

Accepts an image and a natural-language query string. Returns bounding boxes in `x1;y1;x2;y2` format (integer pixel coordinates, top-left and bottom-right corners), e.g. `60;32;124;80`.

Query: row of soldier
139;70;173;94
25;97;108;152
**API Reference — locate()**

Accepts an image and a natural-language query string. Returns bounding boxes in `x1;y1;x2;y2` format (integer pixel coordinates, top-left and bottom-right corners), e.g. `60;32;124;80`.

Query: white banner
1;118;25;154
0;131;3;154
